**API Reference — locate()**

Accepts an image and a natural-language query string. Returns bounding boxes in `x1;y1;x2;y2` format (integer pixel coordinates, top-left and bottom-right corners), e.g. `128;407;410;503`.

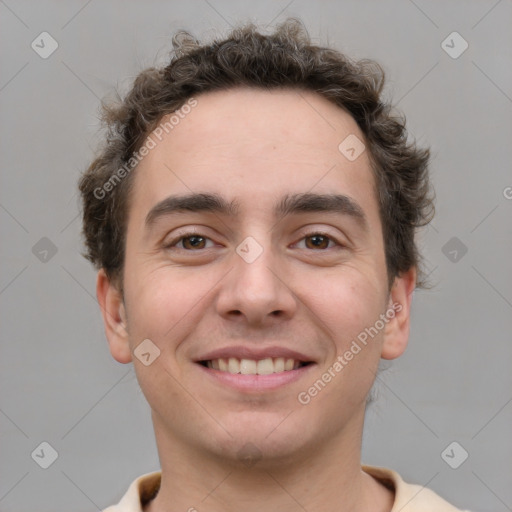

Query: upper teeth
206;357;300;375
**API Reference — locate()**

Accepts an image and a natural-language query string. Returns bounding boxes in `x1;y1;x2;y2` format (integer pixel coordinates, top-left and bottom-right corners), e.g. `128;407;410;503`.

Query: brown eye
181;235;207;250
304;234;332;250
164;231;217;252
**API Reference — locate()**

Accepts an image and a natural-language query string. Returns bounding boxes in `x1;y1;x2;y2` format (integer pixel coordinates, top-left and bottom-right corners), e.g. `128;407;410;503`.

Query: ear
381;266;417;360
96;269;132;364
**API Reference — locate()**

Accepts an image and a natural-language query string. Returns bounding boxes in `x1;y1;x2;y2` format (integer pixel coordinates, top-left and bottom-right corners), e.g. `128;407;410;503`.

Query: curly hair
79;18;434;292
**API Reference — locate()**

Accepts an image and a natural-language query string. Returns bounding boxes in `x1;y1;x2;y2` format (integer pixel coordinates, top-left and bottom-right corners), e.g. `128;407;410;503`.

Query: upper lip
196;346;314;363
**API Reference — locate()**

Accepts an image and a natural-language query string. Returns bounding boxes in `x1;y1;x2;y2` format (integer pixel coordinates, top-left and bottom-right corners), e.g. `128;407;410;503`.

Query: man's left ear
381;266;417;360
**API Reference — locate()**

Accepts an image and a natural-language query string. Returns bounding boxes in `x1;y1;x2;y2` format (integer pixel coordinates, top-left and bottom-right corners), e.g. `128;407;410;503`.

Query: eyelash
165;231;343;251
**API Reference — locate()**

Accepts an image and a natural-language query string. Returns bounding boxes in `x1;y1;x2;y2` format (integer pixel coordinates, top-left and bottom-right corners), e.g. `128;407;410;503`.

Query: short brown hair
79;18;434;291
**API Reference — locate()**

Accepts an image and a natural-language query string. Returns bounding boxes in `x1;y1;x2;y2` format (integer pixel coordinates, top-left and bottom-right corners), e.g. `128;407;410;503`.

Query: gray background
1;1;511;511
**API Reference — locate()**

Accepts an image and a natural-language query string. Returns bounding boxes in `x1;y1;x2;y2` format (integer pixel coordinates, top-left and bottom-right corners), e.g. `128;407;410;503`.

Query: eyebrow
145;192;368;231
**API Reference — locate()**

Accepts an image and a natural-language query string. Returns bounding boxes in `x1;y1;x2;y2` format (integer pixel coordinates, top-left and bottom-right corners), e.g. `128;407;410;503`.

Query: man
79;19;470;512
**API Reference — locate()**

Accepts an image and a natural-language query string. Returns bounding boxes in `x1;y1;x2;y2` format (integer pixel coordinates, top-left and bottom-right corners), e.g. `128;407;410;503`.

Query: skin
97;88;416;512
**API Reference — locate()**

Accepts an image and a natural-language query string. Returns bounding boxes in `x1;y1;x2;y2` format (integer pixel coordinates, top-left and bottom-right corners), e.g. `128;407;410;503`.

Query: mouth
198;357;313;375
194;347;316;391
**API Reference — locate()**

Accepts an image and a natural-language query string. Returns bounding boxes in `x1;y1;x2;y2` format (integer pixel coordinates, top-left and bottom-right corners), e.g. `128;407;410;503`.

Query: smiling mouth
199;357;312;375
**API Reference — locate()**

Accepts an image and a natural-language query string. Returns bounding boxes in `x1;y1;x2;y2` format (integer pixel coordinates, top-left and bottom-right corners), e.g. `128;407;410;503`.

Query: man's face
107;88;408;464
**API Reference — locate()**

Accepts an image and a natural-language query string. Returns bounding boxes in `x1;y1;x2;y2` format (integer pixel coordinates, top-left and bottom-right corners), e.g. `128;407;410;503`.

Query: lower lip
196;363;316;392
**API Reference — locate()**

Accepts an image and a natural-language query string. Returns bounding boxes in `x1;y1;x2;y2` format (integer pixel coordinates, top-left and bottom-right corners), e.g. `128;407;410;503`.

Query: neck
145;407;393;512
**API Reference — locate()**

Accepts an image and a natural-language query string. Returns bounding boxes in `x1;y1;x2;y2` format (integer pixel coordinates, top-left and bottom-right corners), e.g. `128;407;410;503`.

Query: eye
164;231;342;252
166;233;215;250
296;233;340;250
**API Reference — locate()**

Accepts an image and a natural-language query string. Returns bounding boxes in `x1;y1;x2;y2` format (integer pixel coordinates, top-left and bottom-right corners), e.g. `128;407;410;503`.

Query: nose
215;239;298;328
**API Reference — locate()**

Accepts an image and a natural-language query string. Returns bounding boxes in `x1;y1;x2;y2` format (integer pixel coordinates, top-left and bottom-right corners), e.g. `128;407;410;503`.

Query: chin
203;411;313;467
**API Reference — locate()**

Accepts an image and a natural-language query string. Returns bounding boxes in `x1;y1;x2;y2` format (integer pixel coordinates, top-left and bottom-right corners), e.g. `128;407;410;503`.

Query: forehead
129;87;378;226
150;88;365;160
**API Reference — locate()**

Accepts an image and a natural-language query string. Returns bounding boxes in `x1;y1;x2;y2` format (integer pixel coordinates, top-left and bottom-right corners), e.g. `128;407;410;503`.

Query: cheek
123;265;215;353
300;274;385;412
123;271;202;411
305;269;384;348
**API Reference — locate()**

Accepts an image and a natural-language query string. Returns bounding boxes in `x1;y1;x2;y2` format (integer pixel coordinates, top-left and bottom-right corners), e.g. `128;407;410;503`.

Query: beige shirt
102;465;470;511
